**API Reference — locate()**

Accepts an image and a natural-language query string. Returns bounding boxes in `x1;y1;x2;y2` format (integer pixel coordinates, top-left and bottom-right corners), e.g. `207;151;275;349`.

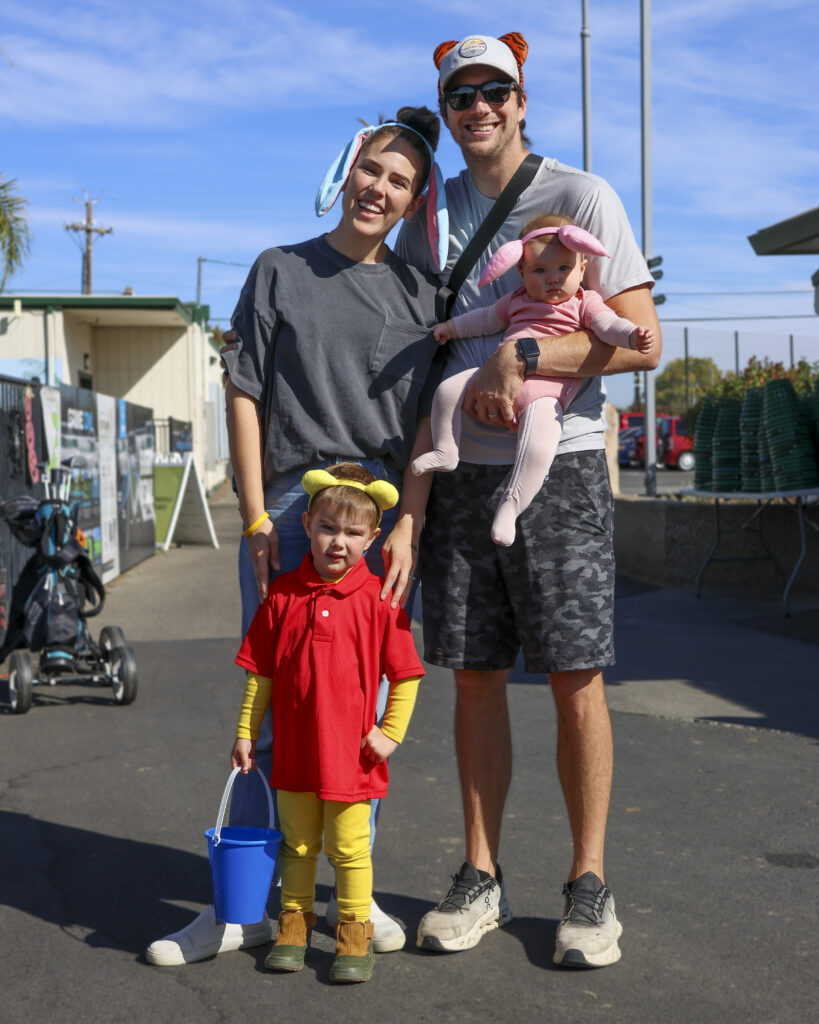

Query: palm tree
0;176;32;292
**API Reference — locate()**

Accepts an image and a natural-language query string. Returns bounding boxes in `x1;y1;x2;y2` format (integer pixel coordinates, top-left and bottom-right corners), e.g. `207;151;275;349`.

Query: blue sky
2;0;818;409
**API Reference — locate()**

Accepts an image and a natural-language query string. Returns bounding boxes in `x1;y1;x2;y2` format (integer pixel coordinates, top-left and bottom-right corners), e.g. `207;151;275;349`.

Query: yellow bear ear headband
301;469;399;525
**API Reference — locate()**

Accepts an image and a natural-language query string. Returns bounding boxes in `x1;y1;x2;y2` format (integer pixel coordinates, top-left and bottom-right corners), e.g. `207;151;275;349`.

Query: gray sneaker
553;872;623;968
417;862;506;952
496;863;513;927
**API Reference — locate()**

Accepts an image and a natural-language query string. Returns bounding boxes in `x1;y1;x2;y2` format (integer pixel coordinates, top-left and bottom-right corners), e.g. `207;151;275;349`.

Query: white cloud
0;2;433;127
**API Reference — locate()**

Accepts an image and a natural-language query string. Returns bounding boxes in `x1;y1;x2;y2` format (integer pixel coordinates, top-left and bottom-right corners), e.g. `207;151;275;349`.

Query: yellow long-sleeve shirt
236;672;420;745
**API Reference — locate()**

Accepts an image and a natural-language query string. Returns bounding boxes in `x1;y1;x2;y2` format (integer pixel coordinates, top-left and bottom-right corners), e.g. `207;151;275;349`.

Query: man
395;32;661;968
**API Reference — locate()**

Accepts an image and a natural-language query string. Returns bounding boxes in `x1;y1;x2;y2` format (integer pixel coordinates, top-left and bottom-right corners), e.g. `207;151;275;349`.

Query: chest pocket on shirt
369;315;437;387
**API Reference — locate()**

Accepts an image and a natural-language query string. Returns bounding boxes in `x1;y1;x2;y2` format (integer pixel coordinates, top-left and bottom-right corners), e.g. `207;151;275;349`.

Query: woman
145;106;443;968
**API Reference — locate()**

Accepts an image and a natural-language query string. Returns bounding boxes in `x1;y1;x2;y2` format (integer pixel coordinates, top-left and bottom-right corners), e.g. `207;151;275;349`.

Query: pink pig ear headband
477;225;610;287
315;123;449;273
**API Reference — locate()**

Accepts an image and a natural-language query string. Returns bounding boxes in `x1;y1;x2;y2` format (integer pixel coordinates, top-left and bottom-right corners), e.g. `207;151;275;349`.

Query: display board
153;452;218;551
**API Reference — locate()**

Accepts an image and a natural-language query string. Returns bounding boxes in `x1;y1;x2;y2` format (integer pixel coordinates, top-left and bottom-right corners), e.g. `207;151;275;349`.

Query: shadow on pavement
501;575;819;740
0;810;215;954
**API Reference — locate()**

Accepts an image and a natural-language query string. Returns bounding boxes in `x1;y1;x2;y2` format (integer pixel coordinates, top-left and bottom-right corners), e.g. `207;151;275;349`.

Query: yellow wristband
242;511;270;537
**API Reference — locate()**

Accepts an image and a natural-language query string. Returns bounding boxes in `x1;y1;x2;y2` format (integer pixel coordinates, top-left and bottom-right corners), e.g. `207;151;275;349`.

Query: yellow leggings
277;791;372;921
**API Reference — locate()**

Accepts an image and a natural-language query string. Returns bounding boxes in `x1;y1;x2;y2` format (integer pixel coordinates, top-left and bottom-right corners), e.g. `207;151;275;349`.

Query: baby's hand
361;725;398;765
231;737;256;773
433;321;454;346
630;326;656;353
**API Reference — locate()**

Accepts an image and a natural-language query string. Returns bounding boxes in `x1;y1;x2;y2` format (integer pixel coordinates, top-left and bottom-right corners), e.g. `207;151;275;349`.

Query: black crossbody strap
436;152;542;322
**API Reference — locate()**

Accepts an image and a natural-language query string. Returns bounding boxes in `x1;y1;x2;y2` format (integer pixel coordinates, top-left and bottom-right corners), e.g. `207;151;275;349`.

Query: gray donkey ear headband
315;122;448;272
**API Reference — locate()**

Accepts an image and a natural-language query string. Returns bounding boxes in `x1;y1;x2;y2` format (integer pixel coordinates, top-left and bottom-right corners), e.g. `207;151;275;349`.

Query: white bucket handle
211;766;275;846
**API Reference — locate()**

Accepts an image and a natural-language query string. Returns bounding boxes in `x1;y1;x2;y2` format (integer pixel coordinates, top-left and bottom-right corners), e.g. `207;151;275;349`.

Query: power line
665;289;811;297
659;314;817;323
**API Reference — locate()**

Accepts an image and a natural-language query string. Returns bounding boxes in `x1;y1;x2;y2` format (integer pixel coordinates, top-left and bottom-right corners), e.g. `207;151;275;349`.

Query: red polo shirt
235;554;424;802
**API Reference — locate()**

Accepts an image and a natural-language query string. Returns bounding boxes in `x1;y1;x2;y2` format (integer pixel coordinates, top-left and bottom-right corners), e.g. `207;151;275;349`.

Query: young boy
231;463;423;983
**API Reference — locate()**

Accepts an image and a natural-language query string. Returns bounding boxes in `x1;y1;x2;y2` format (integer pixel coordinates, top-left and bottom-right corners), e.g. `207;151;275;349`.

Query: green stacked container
693;396;718;491
739;387;764;492
762;378;818;491
800;394;818;449
804;384;819;448
813;379;819;439
711;397;742;492
758;429;775;492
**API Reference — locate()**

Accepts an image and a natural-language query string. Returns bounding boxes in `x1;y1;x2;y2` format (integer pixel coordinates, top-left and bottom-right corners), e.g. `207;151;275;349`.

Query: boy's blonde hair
307;463;381;529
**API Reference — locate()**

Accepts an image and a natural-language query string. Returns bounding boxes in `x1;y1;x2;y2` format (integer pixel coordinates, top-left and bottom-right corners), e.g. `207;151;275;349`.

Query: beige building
0;295;229;492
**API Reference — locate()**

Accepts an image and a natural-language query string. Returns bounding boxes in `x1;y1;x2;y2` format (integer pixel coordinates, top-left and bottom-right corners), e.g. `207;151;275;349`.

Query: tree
655;356;721;415
0;176;32;292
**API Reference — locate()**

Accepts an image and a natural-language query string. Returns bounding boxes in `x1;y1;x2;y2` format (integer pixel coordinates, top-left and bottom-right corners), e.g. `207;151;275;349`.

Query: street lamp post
581;0;592;172
641;0;657;497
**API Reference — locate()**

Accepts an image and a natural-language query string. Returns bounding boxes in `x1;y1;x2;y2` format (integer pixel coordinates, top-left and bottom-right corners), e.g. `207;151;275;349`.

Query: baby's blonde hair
520;212;575;243
518;213;583;270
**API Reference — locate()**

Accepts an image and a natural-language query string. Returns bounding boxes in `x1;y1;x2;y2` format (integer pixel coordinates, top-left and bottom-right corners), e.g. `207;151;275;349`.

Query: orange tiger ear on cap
499;32;528;66
433;40;458;68
499;31;528;89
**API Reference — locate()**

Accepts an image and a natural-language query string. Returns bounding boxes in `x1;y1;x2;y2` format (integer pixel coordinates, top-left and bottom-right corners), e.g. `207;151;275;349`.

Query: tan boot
264;909;317;972
329;913;374;983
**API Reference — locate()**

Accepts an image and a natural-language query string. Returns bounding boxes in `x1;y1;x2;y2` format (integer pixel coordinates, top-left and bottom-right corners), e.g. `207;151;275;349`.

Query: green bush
686;357;818;430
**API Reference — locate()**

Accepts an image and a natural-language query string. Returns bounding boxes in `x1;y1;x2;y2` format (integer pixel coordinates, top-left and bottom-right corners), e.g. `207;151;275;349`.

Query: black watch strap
516;336;540;375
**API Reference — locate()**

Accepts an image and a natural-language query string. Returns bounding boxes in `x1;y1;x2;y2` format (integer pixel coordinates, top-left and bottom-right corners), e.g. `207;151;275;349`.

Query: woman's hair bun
395;105;440;152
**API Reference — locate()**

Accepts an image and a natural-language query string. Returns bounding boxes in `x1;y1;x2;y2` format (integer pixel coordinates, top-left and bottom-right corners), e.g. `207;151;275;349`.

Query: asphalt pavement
1;486;817;1024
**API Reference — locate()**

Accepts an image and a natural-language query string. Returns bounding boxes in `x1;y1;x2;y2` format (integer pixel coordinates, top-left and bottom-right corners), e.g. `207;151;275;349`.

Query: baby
412;213;656;545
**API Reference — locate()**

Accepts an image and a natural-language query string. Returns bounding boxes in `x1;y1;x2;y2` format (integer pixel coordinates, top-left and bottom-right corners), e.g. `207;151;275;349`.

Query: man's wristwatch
515;336;540;376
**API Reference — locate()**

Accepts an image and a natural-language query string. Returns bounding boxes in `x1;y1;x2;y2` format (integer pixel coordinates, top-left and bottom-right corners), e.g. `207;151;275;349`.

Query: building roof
0;295;210;328
747;207;819;256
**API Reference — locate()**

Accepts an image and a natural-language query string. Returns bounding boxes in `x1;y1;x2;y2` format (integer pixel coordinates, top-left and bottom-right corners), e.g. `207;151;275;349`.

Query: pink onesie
450;284;635;415
411;283;638;547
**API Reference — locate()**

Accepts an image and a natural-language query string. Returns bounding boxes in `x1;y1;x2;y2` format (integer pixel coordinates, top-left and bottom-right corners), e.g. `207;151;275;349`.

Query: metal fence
152;417;193;456
660;324;818;378
609;323;819;413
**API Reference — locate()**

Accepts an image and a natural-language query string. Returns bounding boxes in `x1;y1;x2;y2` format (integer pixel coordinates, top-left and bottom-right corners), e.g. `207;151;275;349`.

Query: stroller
0;459;138;714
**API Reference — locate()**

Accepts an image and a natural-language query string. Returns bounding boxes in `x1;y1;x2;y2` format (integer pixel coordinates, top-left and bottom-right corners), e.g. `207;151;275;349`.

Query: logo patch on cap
458;37;487;59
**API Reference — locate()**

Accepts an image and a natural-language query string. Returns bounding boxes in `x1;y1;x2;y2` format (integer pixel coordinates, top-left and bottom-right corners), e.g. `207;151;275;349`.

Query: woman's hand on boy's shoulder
380;522;417;610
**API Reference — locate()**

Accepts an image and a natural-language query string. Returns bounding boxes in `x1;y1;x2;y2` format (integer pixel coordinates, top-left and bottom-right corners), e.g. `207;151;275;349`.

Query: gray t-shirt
224;235;440;499
396;157;652;463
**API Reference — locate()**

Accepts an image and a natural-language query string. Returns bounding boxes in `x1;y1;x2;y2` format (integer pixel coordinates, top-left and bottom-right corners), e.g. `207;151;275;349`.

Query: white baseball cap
437;34;523;90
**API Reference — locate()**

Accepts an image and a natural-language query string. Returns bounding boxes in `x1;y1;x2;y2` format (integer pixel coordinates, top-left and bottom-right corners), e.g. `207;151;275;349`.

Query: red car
659;416;694;470
619;412;646;431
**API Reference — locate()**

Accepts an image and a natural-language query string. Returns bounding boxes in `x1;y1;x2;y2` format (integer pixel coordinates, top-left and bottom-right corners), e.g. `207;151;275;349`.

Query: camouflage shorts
420;450;615;674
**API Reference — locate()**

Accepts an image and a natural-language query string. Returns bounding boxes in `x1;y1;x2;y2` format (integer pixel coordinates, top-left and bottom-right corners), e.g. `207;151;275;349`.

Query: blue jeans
228;459;408;856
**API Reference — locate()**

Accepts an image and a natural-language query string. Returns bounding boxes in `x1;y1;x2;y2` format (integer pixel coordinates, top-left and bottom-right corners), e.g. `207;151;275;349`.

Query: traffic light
647;255;665;305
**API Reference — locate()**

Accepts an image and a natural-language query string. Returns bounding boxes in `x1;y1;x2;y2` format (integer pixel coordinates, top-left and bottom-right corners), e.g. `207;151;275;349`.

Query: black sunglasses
444;79;518;112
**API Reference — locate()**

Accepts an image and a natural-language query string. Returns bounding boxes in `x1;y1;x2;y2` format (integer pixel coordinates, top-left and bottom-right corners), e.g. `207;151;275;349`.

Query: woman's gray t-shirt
223;235;440;498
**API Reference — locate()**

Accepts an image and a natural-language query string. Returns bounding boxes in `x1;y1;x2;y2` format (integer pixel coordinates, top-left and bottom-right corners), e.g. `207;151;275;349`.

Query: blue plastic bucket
205;767;283;924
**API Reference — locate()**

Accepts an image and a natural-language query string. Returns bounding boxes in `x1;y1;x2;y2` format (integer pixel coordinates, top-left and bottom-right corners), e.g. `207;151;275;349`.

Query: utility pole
195;256;251;307
65;193;113;295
